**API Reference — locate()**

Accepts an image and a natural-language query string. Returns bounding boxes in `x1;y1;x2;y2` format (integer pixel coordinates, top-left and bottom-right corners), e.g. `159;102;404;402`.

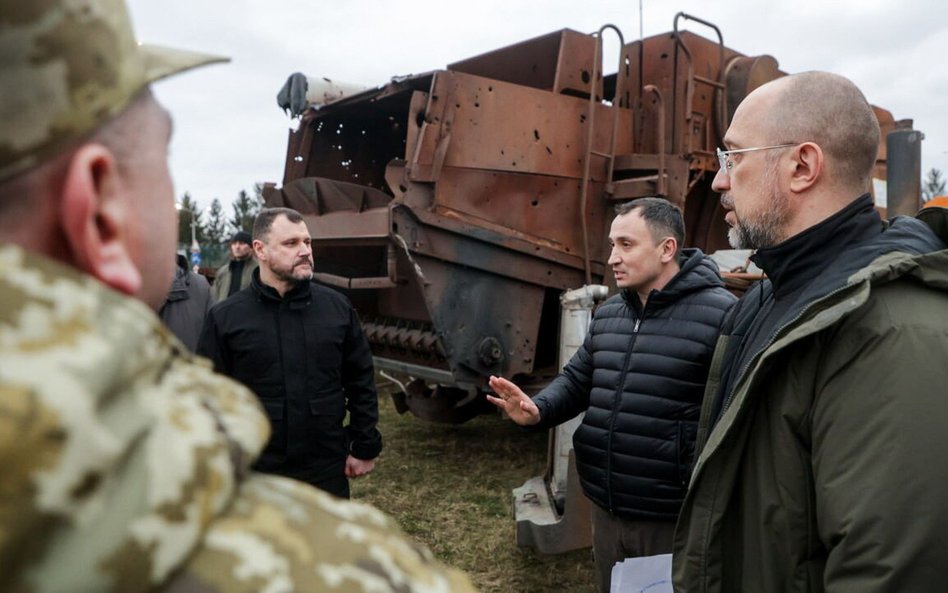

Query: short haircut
763;72;880;189
615;197;685;254
253;207;305;242
93;89;160;175
0;89;157;234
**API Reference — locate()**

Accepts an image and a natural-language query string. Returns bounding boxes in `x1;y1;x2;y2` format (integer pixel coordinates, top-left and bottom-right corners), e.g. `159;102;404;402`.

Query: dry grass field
351;388;597;593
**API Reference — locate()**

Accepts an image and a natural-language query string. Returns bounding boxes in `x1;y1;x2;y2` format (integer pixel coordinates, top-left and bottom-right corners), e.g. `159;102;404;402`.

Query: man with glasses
674;71;948;592
488;198;735;593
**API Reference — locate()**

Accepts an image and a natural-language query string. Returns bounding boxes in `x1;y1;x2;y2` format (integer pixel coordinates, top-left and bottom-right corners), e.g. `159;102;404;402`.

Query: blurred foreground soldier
0;1;476;592
159;253;213;351
674;71;948;592
487;198;735;593
198;207;382;499
212;229;257;302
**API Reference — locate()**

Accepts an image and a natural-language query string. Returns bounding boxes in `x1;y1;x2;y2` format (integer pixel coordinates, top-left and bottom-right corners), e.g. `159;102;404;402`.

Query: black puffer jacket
533;248;735;519
197;270;382;487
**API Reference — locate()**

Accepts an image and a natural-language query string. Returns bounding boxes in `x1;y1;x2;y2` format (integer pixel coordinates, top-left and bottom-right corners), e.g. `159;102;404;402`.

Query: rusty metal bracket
643;84;666;196
579;24;626;286
672;12;727;152
314;243;400;289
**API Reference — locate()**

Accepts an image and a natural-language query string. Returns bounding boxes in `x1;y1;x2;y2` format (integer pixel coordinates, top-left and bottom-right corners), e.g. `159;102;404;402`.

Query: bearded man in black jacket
198;207;382;499
488;198;735;593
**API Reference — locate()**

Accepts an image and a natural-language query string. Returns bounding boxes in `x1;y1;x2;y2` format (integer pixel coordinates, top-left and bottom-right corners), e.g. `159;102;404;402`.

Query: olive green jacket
0;244;476;593
212;257;258;303
673;209;948;593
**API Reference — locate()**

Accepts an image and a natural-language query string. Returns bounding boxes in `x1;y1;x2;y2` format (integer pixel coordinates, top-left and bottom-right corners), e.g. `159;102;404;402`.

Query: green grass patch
351;390;596;593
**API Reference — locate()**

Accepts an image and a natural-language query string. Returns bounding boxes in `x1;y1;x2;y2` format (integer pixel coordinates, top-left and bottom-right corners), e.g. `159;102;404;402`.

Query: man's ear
660;236;678;263
252;238;266;262
789;142;823;193
59;144;142;296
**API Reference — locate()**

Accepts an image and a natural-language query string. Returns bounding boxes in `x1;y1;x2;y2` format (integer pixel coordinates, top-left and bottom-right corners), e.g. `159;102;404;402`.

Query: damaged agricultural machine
263;13;916;424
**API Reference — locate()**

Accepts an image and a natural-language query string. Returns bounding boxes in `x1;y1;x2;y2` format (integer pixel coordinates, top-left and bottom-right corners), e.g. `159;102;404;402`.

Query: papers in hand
610;553;672;593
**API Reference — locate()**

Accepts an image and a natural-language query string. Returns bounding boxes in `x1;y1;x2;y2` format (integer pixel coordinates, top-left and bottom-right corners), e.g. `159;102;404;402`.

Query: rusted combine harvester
263;13;904;423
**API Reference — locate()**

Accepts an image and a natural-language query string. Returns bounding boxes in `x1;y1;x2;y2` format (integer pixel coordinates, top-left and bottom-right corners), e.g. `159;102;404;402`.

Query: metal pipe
578;33;602;287
886;127;924;216
644;85;666;196
602;25;626;191
673;13;726;152
578;24;626;287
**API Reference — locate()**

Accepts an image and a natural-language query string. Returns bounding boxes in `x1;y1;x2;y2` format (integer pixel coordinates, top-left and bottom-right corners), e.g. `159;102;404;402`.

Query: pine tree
230;189;263;234
204;198;230;247
922;168;946;202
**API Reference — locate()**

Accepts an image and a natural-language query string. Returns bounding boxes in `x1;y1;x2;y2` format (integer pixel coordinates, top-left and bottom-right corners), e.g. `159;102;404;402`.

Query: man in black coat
488;198;735;593
159;253;213;352
198;207;382;498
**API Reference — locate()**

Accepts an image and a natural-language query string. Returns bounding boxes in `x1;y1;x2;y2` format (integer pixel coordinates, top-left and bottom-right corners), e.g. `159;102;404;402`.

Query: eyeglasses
716;144;797;175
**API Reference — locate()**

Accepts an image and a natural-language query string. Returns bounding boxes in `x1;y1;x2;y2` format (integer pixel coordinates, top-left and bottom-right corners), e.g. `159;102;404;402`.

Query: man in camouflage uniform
0;1;478;592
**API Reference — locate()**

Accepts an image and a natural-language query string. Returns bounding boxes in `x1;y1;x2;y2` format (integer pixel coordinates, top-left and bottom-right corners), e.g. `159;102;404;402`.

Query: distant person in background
159;253;213;351
212;230;257;301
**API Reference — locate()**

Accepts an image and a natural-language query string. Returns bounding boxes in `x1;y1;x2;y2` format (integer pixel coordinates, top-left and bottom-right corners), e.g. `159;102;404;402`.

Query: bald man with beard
673;71;948;593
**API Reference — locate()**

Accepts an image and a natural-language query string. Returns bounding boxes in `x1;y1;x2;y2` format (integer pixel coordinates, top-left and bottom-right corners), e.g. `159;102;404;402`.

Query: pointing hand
486;375;540;426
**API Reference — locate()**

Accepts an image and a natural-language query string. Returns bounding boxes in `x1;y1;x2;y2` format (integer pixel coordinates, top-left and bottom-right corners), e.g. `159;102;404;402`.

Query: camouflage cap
0;0;228;181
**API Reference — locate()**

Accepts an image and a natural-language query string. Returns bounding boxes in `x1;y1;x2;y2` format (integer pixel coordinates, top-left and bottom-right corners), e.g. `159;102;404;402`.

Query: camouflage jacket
0;244;477;593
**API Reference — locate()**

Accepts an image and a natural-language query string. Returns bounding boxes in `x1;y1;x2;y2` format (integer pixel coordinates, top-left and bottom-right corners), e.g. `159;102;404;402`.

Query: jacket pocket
308;394;347;457
259;400;288;459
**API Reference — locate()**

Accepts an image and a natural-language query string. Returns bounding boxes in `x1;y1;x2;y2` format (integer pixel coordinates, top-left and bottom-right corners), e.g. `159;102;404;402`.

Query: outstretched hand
486;375;541;426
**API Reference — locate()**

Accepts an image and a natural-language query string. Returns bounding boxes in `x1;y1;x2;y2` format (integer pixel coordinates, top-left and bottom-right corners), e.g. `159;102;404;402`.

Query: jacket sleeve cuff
348;428;383;460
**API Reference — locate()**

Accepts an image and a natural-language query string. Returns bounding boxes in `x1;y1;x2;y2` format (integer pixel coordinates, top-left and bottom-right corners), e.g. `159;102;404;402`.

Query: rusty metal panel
303;209;390;242
375;258;431;321
629;31;734;157
412;255;546;380
430;167;606;262
283;123;310;183
405;74;449;183
283;176;391;212
404;90;428;171
551;31;601;98
391;206;595;291
872;106;897;165
410;71;633;181
297;91;418;192
448;29;600;99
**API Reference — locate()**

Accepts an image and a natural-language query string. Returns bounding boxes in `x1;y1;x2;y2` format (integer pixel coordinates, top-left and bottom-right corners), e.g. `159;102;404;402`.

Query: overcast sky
126;0;948;212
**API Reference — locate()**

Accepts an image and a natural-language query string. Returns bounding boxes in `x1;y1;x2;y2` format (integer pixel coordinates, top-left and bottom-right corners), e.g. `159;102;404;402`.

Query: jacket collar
751;194;881;298
621;248;725;311
691;210;947;485
250;267;312;307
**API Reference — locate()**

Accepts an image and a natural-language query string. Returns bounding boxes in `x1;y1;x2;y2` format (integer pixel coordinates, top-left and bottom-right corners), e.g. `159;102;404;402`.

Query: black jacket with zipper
532;248;735;520
197;269;382;488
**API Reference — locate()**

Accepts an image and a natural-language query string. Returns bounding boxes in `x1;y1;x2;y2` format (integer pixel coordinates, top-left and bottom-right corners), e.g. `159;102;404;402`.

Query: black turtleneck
227;258;247;297
251;269;311;306
710;194;882;426
751;194;881;299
